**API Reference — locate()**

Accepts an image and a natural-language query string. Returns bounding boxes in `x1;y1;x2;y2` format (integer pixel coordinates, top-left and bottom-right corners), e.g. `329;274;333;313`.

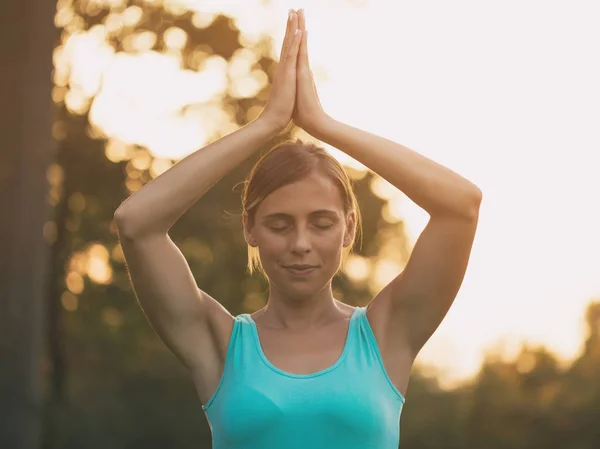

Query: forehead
257;172;344;217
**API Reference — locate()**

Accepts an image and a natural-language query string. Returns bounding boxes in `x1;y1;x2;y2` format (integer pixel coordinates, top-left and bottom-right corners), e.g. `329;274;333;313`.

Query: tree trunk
0;0;58;448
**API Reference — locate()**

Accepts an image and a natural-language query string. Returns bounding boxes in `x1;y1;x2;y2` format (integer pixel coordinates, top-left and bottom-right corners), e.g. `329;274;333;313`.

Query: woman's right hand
258;10;303;133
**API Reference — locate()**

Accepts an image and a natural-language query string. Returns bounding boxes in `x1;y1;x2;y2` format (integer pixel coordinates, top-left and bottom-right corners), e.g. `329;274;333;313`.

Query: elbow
114;207;132;238
113;205;128;223
466;187;483;219
471;185;483;206
114;206;140;240
113;206;167;240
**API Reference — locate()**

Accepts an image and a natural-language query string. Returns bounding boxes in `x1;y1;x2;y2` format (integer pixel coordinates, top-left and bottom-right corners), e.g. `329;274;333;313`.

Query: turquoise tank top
201;306;405;448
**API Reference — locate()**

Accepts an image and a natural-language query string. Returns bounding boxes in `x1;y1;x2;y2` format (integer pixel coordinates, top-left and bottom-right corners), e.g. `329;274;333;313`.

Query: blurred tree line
1;0;599;448
400;301;600;449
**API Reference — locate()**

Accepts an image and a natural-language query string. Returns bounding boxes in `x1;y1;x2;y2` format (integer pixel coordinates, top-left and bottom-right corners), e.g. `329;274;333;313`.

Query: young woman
115;9;482;449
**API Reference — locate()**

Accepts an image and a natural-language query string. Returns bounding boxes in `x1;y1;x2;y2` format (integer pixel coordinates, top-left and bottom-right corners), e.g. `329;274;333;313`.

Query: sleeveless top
201;306;406;449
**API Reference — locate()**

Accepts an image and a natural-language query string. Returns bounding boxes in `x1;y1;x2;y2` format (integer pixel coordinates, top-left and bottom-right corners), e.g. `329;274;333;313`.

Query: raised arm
112;10;303;402
114;10;303;236
293;8;481;373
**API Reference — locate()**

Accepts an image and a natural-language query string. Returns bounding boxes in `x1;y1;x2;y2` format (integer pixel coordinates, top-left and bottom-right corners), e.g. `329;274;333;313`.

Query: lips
284;265;318;276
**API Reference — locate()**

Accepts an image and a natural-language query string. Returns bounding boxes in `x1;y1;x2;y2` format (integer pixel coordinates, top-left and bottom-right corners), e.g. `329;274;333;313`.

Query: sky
58;0;600;388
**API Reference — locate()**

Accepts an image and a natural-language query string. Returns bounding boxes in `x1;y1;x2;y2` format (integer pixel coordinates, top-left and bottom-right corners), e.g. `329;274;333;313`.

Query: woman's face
244;172;355;297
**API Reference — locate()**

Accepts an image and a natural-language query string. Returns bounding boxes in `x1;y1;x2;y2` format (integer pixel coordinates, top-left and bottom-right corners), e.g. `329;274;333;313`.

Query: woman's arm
114;118;279;237
115;10;304;237
109;11;303;382
312;118;482;219
293;8;480;217
312;117;483;358
318;116;483;355
293;8;482;361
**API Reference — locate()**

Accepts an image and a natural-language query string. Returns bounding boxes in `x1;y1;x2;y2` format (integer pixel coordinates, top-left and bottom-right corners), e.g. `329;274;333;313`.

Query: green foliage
400;303;600;449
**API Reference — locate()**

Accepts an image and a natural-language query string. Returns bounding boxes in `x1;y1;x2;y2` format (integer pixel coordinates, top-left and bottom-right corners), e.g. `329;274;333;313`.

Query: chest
255;323;349;375
211;361;403;449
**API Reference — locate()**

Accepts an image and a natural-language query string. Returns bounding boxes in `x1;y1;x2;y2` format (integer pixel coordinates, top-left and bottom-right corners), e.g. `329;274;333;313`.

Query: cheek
255;228;345;256
255;233;287;260
323;234;344;252
316;232;346;264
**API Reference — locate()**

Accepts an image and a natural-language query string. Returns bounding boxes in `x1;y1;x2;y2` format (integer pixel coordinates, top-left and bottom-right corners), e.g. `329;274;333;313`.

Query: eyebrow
261;209;339;220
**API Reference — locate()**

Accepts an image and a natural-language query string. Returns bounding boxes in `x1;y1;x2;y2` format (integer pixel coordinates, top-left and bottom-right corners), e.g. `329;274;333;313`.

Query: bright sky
247;0;600;388
57;0;600;388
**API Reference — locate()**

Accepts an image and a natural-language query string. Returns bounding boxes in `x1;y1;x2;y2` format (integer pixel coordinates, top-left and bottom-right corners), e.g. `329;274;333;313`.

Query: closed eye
268;224;333;232
269;226;288;232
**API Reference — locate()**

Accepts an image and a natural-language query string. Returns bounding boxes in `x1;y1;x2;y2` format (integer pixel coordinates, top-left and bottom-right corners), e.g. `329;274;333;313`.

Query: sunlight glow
122;6;144;27
373;258;403;293
66;271;85;295
125;30;157;52
61;291;79;312
370;176;397;201
52;0;600;387
164;26;188;50
112;244;125;263
87;244;113;285
343;254;370;282
84;51;231;159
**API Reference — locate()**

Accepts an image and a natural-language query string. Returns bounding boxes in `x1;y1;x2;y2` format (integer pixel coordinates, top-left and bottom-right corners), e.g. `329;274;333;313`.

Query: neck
257;286;344;331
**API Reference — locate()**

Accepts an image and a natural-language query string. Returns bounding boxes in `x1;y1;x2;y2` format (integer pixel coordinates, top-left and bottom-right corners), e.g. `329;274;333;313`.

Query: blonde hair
241;138;363;277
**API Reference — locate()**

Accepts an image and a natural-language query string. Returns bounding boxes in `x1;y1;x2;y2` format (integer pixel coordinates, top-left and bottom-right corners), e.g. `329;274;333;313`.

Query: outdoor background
1;0;599;448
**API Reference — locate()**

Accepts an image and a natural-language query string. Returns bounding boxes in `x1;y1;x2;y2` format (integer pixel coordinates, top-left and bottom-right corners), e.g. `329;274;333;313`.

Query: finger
298;26;309;73
279;10;292;60
296;9;307;74
286;29;303;72
298;8;306;31
280;9;297;61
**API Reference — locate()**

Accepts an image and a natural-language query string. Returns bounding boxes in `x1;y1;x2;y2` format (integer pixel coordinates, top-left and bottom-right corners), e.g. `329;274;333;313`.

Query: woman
114;8;482;449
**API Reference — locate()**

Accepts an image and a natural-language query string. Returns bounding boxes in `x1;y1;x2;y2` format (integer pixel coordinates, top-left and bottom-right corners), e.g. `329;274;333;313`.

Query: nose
290;227;312;254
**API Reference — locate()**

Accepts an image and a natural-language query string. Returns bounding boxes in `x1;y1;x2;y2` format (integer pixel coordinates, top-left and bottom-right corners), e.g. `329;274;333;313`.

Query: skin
243;171;356;331
116;8;479;404
242;9;480;391
242;9;356;332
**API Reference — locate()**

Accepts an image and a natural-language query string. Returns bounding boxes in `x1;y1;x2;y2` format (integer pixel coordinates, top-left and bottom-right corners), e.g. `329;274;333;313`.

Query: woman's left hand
293;9;330;137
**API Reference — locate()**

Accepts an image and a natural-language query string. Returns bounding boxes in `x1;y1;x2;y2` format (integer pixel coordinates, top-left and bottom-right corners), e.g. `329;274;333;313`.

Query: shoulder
335;300;358;319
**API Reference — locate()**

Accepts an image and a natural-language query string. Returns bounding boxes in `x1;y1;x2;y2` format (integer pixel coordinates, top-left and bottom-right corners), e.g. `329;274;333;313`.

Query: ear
343;210;356;248
243;211;258;247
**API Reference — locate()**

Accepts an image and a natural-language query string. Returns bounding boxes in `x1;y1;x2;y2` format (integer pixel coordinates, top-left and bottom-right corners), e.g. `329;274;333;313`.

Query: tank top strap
348;306;405;403
224;313;261;371
201;314;258;411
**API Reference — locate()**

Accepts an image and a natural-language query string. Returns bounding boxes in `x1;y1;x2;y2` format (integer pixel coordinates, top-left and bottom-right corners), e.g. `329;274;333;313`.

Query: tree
0;0;58;448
